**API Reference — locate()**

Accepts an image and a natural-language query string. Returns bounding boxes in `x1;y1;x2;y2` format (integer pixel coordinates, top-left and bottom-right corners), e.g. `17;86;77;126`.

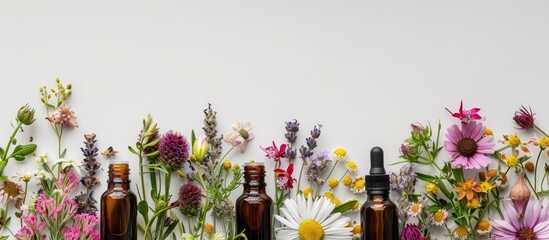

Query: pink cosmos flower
491;199;549;239
446;101;483;124
46;105;78;128
261;141;287;161
445;121;495;169
274;163;294;189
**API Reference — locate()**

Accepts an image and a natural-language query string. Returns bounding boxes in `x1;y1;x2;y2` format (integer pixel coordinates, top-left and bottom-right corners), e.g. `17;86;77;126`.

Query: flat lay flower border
0;79;546;240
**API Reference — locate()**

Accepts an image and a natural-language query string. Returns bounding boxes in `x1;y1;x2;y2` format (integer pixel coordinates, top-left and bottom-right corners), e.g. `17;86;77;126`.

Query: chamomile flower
432;209;448;226
34;152;48;165
351;177;366;194
407;202;423;218
454;226;468;239
345;161;358;173
476;219;491;235
274;195;352;240
342;175;353;187
55;158;81;175
333;148;348;161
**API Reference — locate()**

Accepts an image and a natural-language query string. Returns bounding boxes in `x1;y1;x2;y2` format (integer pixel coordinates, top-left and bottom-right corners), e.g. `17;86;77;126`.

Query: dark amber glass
236;162;273;240
101;161;137;240
360;193;399;240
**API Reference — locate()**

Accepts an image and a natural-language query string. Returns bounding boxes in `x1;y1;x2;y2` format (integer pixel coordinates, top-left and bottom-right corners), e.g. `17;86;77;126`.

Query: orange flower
454;178;482;201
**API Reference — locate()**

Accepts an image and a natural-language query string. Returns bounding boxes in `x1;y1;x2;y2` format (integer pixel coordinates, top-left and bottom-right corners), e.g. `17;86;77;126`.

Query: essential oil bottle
235;162;273;240
361;147;399;240
101;161;137;240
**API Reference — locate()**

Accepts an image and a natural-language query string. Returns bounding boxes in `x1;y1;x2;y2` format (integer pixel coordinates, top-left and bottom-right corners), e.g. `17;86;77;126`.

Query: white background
2;1;549;238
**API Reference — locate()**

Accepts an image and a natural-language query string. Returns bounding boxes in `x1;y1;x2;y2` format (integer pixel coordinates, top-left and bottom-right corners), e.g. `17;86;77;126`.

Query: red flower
260;141;287;161
274;163;294;189
446;101;483;124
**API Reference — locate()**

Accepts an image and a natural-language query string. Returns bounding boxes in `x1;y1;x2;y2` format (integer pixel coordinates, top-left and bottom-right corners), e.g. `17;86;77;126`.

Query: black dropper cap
365;146;390;193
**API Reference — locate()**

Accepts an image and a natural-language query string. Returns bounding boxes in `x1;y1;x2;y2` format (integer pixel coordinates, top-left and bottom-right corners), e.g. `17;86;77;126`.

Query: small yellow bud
233;164;240;170
223;160;232;170
323;191;335;199
508;134;521;147
484;128;493;136
425;182;439;194
204;223;214;234
303;187;313;199
327;178;339;189
331;198;341;206
342;175;353;187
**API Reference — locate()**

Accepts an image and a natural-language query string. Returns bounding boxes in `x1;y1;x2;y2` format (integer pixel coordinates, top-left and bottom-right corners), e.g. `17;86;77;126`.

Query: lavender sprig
296;124;322;194
203;104;223;164
284;119;300;161
74;133;101;215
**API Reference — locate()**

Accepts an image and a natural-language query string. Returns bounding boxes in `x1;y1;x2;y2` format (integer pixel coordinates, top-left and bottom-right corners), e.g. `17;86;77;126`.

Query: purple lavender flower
285;119;300;133
174;182;202;217
306;151;332;185
310;124;323;138
158;131;190;170
389;164;416;193
401;224;424;240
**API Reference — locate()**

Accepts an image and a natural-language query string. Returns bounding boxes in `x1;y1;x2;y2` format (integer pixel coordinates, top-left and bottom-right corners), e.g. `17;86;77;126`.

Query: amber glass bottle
236;162;273;240
361;147;398;240
101;161;137;240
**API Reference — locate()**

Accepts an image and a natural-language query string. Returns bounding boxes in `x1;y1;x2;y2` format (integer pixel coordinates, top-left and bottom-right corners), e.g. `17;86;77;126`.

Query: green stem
220;146;235;162
519;163;539;200
534;124;549;138
323;160;339;183
143;207;170;240
296;163;305;195
534;149;543;192
0;122;23;176
20;181;28;227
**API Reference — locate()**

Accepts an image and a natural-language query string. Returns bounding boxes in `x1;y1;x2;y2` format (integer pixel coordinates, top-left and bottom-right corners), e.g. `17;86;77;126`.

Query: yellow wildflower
484;128;493;136
425;182;439;195
333;148;348;161
323;191;335;199
342;175;353;187
223;160;232;170
508;134;521;147
477;219;491;235
505;155;519;168
346;161;358;173
479;181;495;193
454;226;468;239
204;223;214;234
328;178;339;189
303;187;313;199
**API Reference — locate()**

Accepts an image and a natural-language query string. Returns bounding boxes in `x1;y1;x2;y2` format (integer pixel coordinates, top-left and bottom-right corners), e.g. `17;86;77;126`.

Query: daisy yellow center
457;138;477;157
507;155;519;168
303;188;313;199
461;181;473;191
425;183;438;194
455;226;468;238
22;174;32;182
334;148;347;158
540;137;549;148
346;161;358;172
238;129;249;140
298;219;324;240
433;211;446;223
342;176;352;186
410;203;421;214
352;225;361;235
354;178;365;189
328;178;338;189
323;191;334;199
477;220;490;232
479;181;494;193
519;227;535;240
509;134;521;147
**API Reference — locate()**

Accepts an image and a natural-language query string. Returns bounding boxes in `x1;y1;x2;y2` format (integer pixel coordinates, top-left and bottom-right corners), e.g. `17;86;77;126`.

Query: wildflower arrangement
262;120;362;239
130;104;248;240
395;101;549;239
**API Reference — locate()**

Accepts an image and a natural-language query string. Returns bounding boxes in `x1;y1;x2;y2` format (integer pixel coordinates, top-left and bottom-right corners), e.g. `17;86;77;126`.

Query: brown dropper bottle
235;162;273;240
361;147;398;240
101;161;137;240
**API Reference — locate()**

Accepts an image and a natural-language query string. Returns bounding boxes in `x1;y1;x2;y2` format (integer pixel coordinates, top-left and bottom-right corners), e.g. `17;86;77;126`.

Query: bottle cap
365;146;390;192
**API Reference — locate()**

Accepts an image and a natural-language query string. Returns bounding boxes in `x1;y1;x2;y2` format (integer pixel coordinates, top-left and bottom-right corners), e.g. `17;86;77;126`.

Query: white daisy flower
34;152;48;165
275;195;353;240
54;158;81;175
13;169;37;183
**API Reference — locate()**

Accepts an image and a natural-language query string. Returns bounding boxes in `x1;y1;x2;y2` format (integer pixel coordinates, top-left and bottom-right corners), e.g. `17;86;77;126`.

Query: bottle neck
243;182;267;193
107;162;131;190
367;191;390;200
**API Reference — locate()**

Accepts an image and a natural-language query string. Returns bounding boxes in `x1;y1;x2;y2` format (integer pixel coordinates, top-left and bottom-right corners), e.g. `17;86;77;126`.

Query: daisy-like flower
274;195;352;240
454;178;482;201
491;198;549;239
35;169;53;180
345;161;358;173
454;225;469;239
0;180;24;208
407;202;423;218
13;170;37;183
323;191;335;200
350;222;361;239
223;160;232;170
55;158;81;175
204;223;214;234
224;120;255;153
333;148;348;161
46;105;78;128
34;152;49;165
479;181;495;193
351;177;366;194
342;175;353;187
327;178;339;189
274;163;295;190
303;187;313;199
444;121;495;169
425;182;438;195
446;101;483;124
476;219;491;235
432;209;448;226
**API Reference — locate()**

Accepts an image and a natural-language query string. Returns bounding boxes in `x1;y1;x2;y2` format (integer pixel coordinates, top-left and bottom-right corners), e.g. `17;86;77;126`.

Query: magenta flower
261;141;287;162
158;130;190;169
46;105;78;128
491;199;549;239
513;106;535;130
446;101;483;124
445;121;495;169
401;224;424;240
274;163;294;189
174;182;202;217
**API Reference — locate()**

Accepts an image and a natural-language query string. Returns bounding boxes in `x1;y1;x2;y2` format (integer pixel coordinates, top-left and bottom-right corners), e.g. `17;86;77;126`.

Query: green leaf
60;148;67;158
14;211;21;218
10;144;36;158
427;205;441;212
0;176;7;182
151;189;158;202
138;200;149;218
13;155;25;161
331;200;358;214
452;168;465;183
144;151;159;158
136;142;143;151
143;138;160;148
128;146;138;155
0;235;9;240
416;172;438;183
0;148;4;157
162;218;178;239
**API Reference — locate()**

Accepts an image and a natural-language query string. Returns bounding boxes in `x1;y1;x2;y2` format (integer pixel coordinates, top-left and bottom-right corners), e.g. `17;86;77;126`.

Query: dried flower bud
16;104;36;125
487;169;498;179
525;161;535;172
510;172;531;215
513;106;535;130
479;172;487;182
411;123;424;134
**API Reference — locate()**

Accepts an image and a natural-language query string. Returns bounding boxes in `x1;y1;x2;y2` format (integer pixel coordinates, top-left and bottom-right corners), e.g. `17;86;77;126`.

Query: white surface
1;1;549;237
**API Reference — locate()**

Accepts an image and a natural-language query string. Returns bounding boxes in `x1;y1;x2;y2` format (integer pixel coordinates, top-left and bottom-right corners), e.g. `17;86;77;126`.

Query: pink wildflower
446;101;483;124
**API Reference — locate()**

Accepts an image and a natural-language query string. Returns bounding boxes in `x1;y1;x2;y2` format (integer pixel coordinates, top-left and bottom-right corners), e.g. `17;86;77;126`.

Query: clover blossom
175;182;202;217
46;105;78;128
158;130;190;170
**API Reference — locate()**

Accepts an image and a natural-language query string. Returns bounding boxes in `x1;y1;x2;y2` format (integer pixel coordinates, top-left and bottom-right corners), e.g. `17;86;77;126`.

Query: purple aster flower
174;182;202;217
401;224;424;240
158;131;190;169
513;105;536;130
491;198;549;239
